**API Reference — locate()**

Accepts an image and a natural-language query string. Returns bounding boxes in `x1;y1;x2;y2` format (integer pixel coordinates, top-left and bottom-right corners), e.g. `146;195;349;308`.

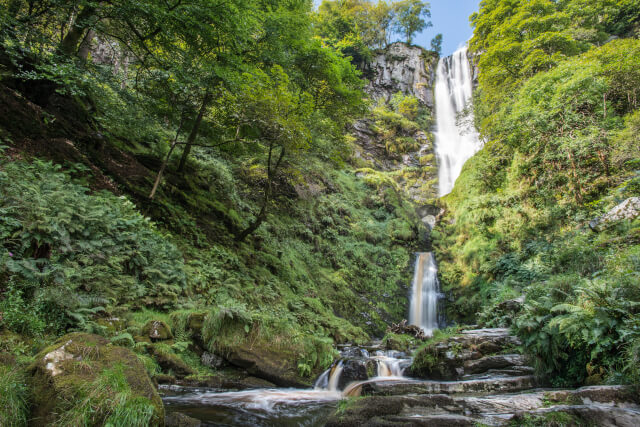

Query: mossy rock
149;345;195;378
142;320;173;341
221;340;311;387
382;333;414;352
28;332;164;426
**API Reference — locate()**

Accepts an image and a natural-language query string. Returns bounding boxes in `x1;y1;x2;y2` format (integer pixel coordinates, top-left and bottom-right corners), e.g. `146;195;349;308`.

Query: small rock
201;352;226;369
165;411;201;427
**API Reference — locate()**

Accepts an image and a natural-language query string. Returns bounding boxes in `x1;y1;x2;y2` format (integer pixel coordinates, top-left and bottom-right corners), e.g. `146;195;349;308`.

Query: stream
161;347;413;426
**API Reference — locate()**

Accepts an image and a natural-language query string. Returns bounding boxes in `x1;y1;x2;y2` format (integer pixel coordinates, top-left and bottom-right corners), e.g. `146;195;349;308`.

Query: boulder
28;333;164;426
338;359;369;390
142;320;173;341
149;345;195;378
222;341;310;387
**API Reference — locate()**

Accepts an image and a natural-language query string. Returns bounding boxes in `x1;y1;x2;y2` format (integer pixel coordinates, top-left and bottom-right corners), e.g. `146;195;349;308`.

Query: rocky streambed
161;328;640;426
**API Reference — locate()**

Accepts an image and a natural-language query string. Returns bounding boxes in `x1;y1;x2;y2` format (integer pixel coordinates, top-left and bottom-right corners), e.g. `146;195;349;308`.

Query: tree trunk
78;29;96;61
177;91;211;173
149;114;185;199
59;4;97;56
235;144;285;242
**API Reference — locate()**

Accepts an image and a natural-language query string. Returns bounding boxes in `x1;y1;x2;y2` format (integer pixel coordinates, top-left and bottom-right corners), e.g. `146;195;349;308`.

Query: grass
0;366;29;427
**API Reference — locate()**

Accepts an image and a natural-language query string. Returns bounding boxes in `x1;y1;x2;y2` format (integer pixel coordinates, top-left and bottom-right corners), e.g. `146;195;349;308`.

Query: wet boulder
142;320;173;341
338;359;369;390
28;333;164;426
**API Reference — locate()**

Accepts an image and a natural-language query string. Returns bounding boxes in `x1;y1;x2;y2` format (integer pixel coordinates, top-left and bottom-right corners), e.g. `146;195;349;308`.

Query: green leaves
0;159;187;333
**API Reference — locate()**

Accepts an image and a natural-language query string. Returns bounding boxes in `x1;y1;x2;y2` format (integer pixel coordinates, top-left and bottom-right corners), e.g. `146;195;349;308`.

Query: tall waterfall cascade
434;46;483;196
409;252;441;335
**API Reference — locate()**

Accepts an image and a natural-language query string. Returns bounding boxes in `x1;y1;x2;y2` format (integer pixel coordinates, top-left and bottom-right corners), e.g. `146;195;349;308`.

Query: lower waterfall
409;252;440;336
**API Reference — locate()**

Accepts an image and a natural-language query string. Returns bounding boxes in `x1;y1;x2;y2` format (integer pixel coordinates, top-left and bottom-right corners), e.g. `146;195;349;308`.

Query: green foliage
382;332;415;352
391;0;432;45
0;365;29;427
0;159;186;333
437;4;640;386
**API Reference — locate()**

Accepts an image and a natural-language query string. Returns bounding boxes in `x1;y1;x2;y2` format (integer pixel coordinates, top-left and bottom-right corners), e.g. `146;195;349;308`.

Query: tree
430;33;442;56
392;0;431;45
229;66;313;241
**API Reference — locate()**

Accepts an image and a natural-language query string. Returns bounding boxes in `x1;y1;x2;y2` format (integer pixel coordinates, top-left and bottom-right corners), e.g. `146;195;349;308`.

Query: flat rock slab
352;375;537;397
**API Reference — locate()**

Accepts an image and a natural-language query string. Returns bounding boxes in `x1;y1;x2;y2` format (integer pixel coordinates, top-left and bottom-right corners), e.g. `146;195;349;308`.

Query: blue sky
415;0;480;56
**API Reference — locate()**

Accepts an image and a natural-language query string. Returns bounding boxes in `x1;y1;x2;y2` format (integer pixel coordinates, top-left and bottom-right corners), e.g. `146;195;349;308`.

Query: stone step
463;354;529;375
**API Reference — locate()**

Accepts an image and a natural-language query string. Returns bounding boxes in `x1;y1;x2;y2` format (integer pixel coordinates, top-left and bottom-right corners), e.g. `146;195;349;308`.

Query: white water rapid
434;46;483;196
409;252;440;336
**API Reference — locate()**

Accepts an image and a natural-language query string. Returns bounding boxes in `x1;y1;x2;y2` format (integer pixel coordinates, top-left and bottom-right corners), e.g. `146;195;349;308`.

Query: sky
415;0;481;56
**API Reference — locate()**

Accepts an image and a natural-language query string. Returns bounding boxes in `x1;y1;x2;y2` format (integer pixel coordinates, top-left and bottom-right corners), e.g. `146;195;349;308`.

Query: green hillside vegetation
435;0;640;386
0;2;434;417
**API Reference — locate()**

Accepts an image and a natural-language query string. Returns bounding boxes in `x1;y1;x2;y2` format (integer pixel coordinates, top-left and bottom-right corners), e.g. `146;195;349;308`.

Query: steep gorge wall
351;42;440;212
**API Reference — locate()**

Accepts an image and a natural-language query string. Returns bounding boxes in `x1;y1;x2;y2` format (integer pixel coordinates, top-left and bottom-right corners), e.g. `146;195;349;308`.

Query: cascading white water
434;46;483;196
409;252;440;336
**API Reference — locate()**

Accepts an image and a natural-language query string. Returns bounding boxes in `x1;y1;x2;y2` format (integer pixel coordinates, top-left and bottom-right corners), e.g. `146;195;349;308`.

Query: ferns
202;302;254;352
0;159;187;333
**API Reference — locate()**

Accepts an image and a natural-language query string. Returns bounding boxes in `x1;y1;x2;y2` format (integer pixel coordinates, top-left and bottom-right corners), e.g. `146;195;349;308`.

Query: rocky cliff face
351;43;439;207
364;42;438;108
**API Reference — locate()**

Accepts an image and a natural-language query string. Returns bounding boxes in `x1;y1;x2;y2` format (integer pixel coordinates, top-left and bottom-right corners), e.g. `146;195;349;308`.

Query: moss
28;333;164;426
382;333;414;352
142;320;173;341
149;344;195;378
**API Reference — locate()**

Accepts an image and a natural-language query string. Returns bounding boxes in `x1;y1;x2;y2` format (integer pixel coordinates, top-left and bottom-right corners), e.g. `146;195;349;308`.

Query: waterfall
434;46;483;196
314;361;343;392
409;252;440;336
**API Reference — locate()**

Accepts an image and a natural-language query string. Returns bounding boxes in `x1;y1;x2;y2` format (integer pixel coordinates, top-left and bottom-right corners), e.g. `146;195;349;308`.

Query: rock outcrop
328;328;640;426
364;42;437;108
590;197;640;231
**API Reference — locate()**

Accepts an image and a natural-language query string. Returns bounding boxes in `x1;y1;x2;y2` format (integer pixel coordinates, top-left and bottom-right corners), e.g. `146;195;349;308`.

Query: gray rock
590;197;640;231
364;42;437;108
200;351;226;369
463;354;527;375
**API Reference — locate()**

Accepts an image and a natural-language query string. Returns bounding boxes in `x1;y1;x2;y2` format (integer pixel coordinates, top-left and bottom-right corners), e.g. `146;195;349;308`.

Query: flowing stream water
434;45;483;196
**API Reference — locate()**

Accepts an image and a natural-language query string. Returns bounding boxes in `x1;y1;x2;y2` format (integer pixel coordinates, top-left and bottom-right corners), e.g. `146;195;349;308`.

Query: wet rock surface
328;328;640;426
